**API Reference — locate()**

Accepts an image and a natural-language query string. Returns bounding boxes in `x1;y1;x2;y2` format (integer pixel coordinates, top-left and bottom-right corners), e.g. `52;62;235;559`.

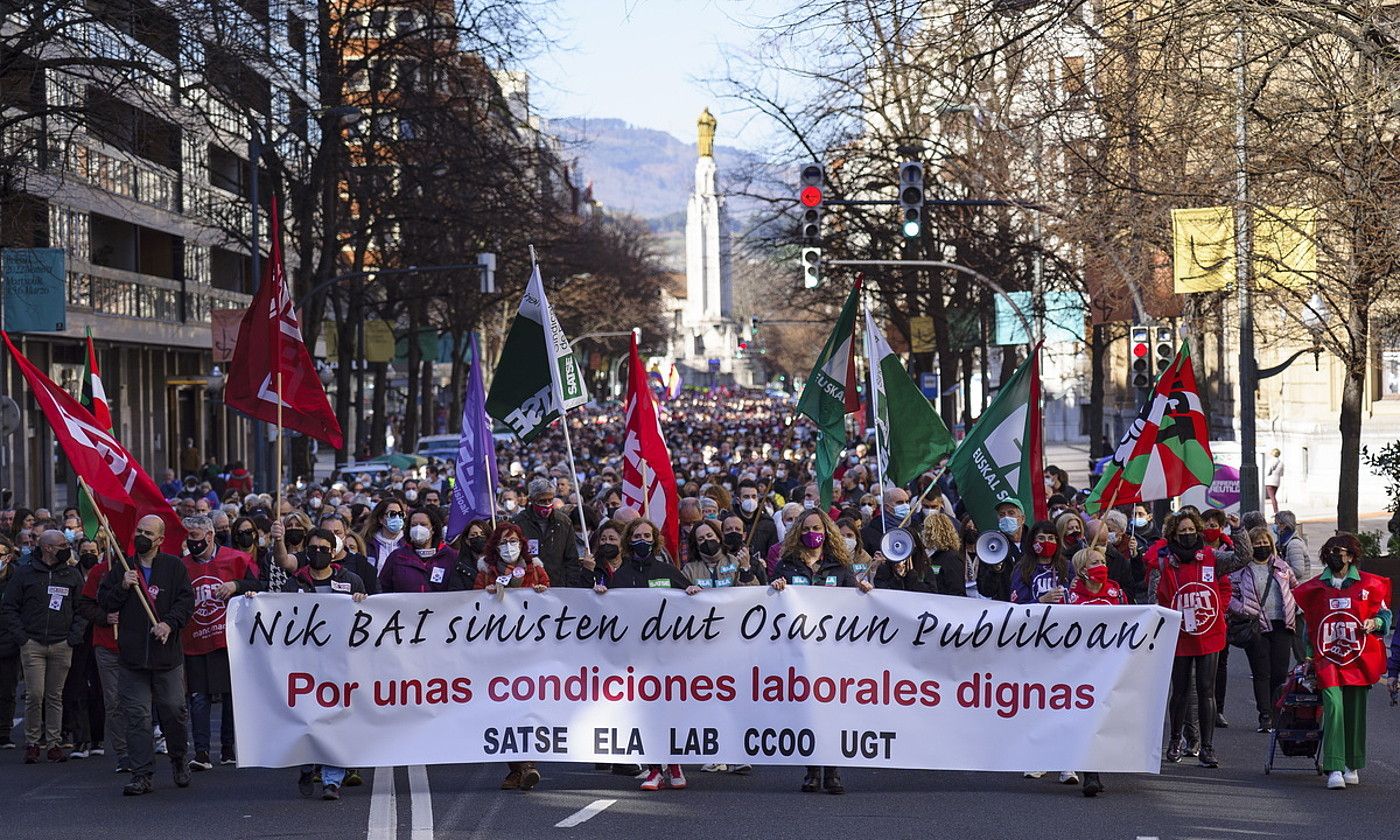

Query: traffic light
801;247;821;288
750;316;760;336
898;160;924;239
798;163;824;244
1153;325;1175;376
1129;326;1151;389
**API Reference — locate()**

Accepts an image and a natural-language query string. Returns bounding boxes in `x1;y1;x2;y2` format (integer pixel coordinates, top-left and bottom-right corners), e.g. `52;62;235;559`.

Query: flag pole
485;448;498;530
529;244;590;542
898;465;949;529
862;296;890;532
275;369;284;517
78;478;158;628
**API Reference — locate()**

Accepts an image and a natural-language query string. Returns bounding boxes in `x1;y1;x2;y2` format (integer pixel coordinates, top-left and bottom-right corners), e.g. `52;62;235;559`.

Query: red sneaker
667;765;687;789
639;768;663;791
23;744;39;764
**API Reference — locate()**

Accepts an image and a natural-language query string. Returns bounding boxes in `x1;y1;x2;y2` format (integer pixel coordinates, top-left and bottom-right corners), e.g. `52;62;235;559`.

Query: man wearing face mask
512;478;580;588
180;515;259;771
318;515;379;596
1;529;87;763
98;515;195;795
859;487;915;557
732;480;778;564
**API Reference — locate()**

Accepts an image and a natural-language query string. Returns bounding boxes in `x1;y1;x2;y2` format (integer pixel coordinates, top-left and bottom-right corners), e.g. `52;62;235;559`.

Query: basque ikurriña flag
620;331;679;559
2;332;185;553
446;333;499;540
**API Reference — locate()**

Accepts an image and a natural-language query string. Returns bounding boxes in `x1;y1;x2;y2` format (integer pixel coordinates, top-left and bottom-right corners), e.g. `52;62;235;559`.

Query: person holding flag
797;279;862;510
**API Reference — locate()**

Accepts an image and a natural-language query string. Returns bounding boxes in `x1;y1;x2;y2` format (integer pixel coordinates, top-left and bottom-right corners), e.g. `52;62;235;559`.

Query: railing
58;141;181;212
67;263;182;322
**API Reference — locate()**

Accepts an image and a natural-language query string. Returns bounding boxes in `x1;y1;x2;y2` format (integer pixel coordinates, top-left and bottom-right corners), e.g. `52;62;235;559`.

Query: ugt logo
1173;581;1218;635
1318;612;1363;666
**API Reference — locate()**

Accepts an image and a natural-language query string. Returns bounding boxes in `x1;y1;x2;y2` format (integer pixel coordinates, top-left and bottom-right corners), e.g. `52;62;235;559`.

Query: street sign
919;372;939;399
2;248;66;332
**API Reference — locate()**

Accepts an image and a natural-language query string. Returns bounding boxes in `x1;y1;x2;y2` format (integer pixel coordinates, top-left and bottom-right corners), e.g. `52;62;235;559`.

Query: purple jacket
377;545;459;594
1227;556;1297;632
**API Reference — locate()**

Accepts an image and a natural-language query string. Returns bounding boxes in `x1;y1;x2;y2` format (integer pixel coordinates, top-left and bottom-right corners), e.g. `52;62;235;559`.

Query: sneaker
322;783;341;801
173;760;191;788
115;759;131;774
153;734;168;756
1058;771;1079;784
520;765;541;791
730;763;752;775
667;765;687;789
1343;768;1360;786
343;769;363;787
823;768;844;795
220;747;236;766
298;769;316;798
500;770;522;790
1257;713;1272;733
1023;771;1046;779
24;744;39;764
1165;742;1182;764
1198;746;1219;769
1082;774;1105;797
47;746;67;763
70;743;90;759
1326;771;1346;790
122;776;154;796
1215;713;1230;729
801;770;820;792
700;763;728;772
0;736;12;749
189;751;213;771
640;768;663;791
90;746;105;756
1183;741;1201;758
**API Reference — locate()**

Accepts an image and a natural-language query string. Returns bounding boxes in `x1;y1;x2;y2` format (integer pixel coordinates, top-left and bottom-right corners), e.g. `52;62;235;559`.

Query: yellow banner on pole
1171;207;1234;293
1254;206;1316;291
908;316;935;353
364;320;396;363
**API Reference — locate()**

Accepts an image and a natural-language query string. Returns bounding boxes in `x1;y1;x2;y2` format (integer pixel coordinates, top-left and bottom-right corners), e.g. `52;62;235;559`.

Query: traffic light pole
825;258;1034;341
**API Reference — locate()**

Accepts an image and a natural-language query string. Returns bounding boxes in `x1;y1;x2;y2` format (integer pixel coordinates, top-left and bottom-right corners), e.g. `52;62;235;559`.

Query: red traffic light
1132;343;1148;357
799;186;823;207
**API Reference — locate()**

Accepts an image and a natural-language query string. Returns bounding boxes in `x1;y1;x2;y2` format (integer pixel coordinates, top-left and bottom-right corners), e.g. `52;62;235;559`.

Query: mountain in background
550;117;761;226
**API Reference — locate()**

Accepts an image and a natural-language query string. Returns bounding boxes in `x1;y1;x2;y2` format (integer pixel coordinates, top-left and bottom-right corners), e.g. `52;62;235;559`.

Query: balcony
53;140;181;213
67;261;182;322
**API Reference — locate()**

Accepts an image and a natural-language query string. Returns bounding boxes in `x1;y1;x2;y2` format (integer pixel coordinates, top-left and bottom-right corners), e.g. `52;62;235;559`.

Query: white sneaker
1326;771;1346;790
1023;771;1046;779
1058;771;1079;785
1343;767;1359;785
89;746;105;756
154;735;167;756
700;763;728;772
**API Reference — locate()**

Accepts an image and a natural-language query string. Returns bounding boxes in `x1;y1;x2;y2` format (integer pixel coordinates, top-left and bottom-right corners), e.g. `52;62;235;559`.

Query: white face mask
499;542;521;564
843;537;857;554
740;497;758;514
504;499;519;512
803;499;815;510
405;489;419;502
333;535;345;555
409;524;432;546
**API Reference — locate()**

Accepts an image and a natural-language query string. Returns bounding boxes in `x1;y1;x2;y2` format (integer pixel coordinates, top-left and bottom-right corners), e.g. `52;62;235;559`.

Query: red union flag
2;332;185;554
223;195;344;448
620;332;678;560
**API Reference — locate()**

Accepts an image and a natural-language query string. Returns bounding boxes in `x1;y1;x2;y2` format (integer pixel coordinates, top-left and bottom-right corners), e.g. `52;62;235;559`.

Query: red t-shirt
1068;578;1127;605
82;562;117;652
1294;572;1391;689
1155;546;1230;657
182;547;256;657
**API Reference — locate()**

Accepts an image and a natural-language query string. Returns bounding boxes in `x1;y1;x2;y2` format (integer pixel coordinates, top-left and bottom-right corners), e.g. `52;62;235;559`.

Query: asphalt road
5;661;1397;840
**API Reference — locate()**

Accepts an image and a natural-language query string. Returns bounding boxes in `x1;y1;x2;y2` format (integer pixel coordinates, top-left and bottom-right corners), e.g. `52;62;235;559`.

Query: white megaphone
975;530;1011;565
879;527;916;563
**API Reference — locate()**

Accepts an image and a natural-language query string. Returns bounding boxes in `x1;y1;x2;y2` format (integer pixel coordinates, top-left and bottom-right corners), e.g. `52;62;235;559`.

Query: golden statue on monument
697;107;717;157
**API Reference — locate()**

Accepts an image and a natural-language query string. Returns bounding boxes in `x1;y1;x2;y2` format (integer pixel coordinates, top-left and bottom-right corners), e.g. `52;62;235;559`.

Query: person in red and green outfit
1294;533;1391;790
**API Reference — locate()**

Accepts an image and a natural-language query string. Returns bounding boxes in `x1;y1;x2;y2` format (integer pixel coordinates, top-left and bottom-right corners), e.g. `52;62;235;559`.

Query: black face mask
215;530;232;547
722;532;744;551
1324;552;1347;574
233;530;256;550
79;552;99;570
1175;533;1202;552
307;548;333;570
629;539;654;560
284;529;306;546
698;539;721;557
133;535;155;556
53;546;72;565
605;505;620;518
467;536;487;554
1252;545;1272;562
596;543;620;561
186;539;209;558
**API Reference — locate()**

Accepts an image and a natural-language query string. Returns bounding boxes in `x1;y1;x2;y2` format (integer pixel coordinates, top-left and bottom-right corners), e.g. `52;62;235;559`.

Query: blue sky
529;0;786;150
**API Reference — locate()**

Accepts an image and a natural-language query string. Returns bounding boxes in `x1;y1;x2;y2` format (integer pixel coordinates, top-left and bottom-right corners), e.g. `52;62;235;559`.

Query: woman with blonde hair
1227;525;1297;732
1064;546;1124;797
917;511;967;596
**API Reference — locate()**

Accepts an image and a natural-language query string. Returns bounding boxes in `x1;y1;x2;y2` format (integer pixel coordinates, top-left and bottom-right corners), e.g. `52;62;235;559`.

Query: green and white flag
486;266;588;443
797;279;862;507
863;307;955;488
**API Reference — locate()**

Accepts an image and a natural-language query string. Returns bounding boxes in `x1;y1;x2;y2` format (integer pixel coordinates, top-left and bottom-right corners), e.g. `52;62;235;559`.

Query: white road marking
1136;836;1160;840
555;799;618;829
408;764;434;840
369;766;398;840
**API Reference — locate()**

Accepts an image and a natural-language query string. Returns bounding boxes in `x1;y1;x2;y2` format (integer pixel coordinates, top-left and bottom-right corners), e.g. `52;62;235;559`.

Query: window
1381;348;1400;399
1062;55;1087;103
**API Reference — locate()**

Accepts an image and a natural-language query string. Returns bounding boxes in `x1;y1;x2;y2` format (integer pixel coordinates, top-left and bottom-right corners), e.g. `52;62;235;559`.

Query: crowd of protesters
0;389;1387;800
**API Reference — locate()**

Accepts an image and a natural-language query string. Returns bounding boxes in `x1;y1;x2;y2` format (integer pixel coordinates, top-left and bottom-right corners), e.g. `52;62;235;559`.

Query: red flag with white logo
223;195;344;448
620;332;679;560
2;332;185;554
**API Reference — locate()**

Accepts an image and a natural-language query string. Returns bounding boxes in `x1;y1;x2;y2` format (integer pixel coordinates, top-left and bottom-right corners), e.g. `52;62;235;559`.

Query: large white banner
227;589;1178;772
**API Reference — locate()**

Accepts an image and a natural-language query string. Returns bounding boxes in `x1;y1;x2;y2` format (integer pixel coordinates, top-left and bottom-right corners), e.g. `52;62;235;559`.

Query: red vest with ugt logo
1295;572;1391;688
1156;547;1230;657
181;547;256;656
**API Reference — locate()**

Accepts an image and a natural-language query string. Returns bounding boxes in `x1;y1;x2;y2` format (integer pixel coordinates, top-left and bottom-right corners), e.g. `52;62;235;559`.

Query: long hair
778;507;850;565
687;519;724;561
358;496;407;548
1016;520;1069;584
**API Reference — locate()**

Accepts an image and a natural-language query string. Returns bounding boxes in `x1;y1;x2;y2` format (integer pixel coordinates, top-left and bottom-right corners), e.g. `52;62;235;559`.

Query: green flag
946;349;1046;532
797;280;862;507
863;307;954;487
485;265;588;443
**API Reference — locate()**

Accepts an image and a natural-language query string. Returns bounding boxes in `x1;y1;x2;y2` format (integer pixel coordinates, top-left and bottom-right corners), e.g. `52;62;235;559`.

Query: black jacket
774;552;860;588
1;556;87;647
1105;546;1145;603
0;570;18;657
734;507;780;561
513;508;580;587
285;565;366;595
98;554;195;672
296;550;379;596
608;556;692;590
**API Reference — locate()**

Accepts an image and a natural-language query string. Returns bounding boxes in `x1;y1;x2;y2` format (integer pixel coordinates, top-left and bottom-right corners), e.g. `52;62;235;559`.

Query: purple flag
446;333;499;540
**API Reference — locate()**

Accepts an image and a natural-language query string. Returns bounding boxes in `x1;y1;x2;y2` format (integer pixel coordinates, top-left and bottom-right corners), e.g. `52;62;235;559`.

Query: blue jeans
188;692;234;754
302;764;346;787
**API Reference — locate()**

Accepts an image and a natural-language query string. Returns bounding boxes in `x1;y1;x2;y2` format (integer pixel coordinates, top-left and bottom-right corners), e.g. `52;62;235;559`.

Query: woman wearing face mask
1063;547;1124;797
377;508;457;593
1011;522;1079;785
1130;504;1160;546
360;498;408;574
583;521;626;589
1153;511;1230;768
472;522;548;791
1055;512;1088;560
319;514;379;596
835;518;872;584
598;518;697;792
448;519;493;592
273;511;313;576
1227;526;1297;733
1272;511;1308;579
1299;533;1390;790
681;520;758;590
767;502;804;578
771;509;871;794
914;513;966;596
